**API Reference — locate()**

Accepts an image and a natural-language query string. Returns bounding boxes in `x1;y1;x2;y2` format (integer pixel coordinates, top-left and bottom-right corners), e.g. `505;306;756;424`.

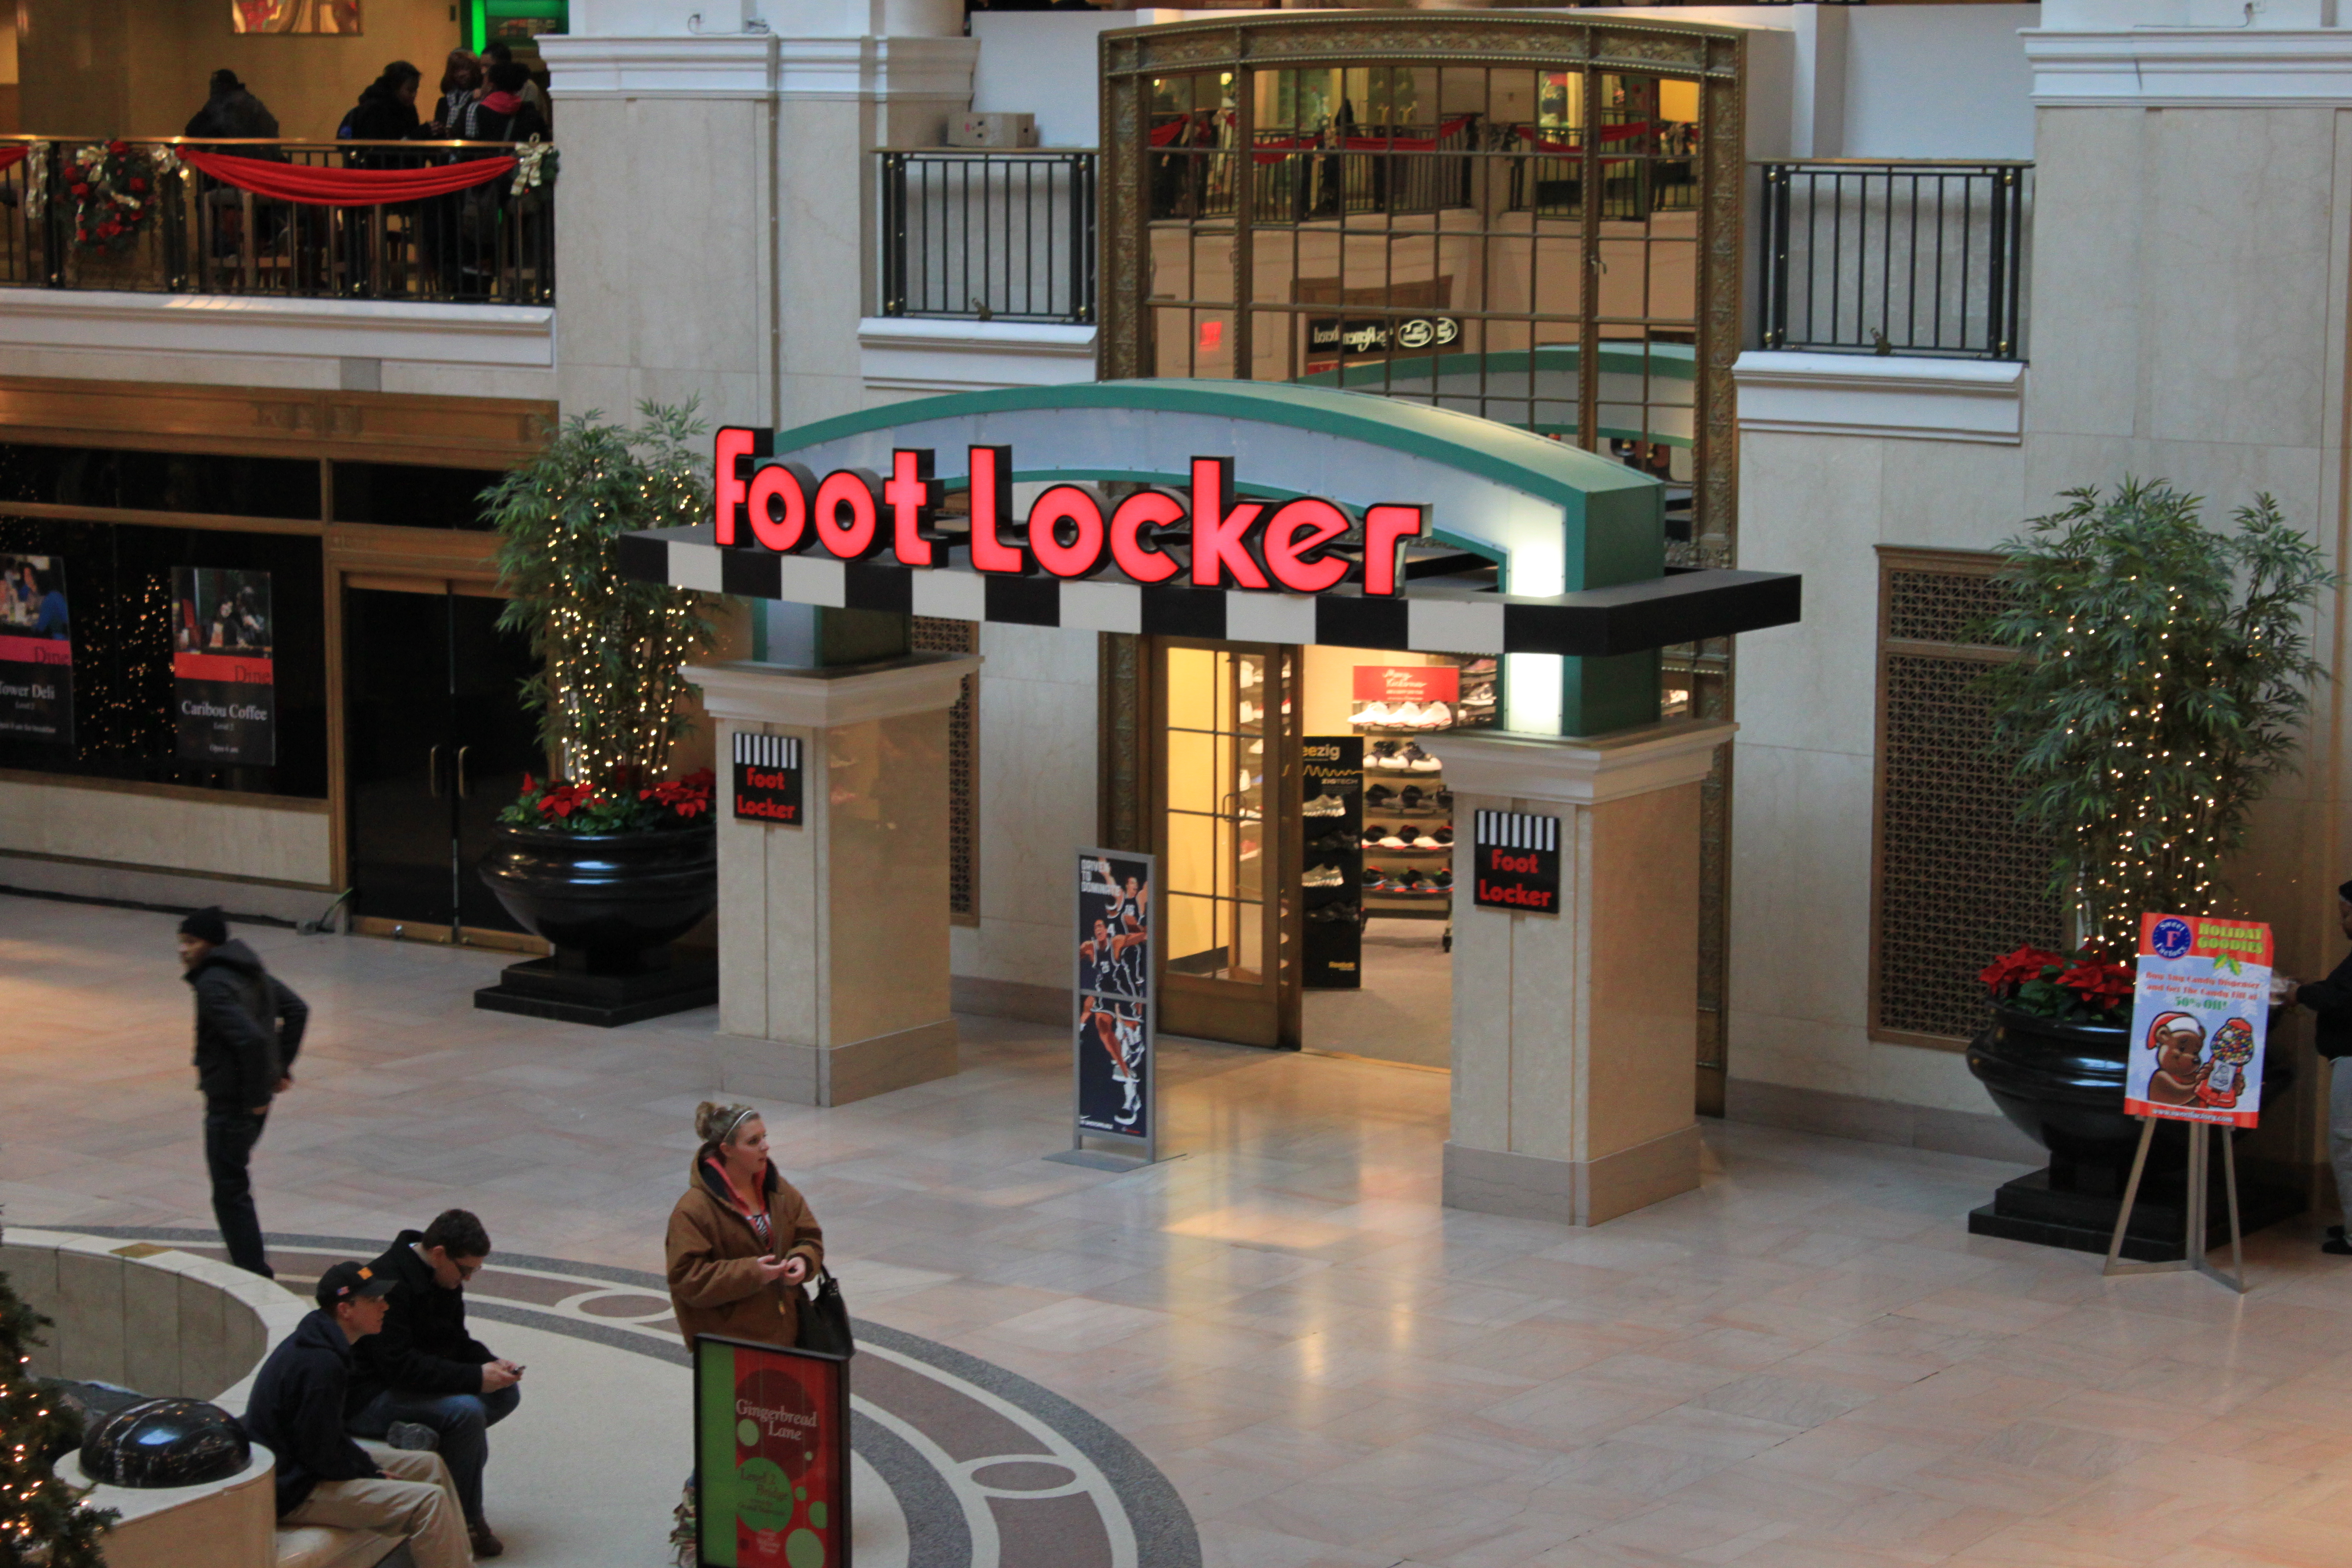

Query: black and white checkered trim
620;529;1800;658
733;732;801;770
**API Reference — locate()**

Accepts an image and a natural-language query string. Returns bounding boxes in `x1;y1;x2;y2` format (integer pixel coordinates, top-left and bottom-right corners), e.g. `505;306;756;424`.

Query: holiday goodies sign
2124;914;2273;1127
172;567;276;766
0;552;72;746
694;1335;850;1568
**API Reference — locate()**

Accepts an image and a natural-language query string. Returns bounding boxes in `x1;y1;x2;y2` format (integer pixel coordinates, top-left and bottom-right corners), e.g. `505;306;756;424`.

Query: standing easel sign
2106;913;2274;1292
1051;848;1159;1169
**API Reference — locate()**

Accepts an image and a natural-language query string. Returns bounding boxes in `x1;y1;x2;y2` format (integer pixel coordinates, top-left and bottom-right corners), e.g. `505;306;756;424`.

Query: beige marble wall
0;780;331;887
553;95;773;427
825;710;953;1045
1728;102;2352;1161
948;624;1098;1002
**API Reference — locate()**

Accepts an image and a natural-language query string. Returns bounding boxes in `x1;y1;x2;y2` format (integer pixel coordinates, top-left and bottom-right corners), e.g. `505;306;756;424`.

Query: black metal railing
1759;160;2028;360
0;136;554;304
879;149;1095;325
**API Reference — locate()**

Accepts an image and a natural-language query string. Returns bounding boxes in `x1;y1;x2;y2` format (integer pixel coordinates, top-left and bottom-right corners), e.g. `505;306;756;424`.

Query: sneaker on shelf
1367;739;1401;769
1240;662;1263;689
1412;830;1444;849
1375;743;1412;772
1239;700;1260;727
1395;871;1429;893
1365;783;1398;807
1431;826;1455;844
1353;702;1393;728
1431;869;1454;891
1360;826;1385;847
1239;803;1263;822
1241;838;1262;862
1305;900;1362;924
1464;657;1497;676
1433;787;1455;812
1303;863;1345;888
1387;701;1425;729
1308;829;1351;854
1360;867;1387;892
1248;738;1265;756
1401;742;1443;773
1415;701;1452;730
1303;791;1348;818
1399;784;1424;811
1378;830;1410;849
1461;683;1496;709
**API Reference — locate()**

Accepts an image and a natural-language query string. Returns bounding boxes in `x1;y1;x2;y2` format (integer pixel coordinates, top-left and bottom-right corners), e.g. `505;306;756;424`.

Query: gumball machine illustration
2201;1017;2257;1110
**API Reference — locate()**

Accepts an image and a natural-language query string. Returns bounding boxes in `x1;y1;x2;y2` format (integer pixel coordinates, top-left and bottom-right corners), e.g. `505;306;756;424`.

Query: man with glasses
347;1208;523;1558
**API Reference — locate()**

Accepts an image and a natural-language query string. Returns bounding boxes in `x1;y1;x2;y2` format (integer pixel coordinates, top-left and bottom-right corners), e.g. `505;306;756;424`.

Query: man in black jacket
2277;883;2352;1254
246;1262;469;1568
179;906;307;1277
348;1209;522;1557
184;68;280;140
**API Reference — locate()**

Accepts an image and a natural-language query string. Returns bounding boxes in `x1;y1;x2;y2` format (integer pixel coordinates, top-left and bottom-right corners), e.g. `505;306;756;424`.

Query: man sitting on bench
245;1262;470;1568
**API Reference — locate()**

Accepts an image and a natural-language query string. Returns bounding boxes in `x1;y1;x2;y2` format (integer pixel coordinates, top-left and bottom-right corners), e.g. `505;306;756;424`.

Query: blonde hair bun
695;1100;759;1146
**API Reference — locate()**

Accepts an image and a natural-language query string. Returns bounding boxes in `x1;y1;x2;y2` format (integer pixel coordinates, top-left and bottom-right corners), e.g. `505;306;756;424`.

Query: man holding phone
347;1209;522;1558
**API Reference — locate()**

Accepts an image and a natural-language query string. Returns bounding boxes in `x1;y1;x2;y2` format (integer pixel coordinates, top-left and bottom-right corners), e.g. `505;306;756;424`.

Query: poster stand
1049;848;1164;1171
2101;1116;2246;1294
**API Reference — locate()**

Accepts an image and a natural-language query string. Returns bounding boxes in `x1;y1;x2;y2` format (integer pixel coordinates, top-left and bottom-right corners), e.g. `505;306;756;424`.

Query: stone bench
3;1232;407;1568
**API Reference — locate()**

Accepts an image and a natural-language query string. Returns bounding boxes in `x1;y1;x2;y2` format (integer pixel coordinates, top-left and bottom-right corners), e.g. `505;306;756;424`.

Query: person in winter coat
665;1102;825;1351
347;1208;521;1558
2272;880;2352;1255
184;69;280;141
180;906;307;1277
343;60;425;145
430;50;482;136
455;59;548;145
245;1262;471;1568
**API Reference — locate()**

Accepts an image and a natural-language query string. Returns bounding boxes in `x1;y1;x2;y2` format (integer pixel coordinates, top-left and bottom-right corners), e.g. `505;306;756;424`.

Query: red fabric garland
0;147;26;175
178;148;518;207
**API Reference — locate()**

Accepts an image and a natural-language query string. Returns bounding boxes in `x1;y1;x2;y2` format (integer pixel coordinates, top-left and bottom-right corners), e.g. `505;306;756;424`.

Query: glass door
1152;639;1300;1048
345;582;540;941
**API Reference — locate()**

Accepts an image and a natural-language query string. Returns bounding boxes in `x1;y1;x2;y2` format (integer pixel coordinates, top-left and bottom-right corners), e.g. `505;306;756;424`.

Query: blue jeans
348;1383;521;1528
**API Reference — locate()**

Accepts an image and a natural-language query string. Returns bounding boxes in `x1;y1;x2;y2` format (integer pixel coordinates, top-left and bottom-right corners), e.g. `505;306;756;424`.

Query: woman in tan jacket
664;1101;825;1350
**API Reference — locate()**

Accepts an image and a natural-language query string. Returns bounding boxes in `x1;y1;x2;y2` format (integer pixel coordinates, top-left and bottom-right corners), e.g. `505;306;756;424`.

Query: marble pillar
1434;720;1736;1226
691;654;979;1106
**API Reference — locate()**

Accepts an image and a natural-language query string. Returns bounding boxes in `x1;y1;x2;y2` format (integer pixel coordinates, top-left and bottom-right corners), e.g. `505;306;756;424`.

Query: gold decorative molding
0;375;555;466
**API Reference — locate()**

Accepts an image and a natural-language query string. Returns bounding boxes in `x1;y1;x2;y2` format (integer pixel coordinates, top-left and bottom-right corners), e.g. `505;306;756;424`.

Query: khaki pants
282;1441;470;1568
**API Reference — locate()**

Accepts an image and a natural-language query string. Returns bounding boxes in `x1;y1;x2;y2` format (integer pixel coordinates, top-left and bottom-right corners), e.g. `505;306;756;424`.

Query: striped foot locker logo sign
732;732;803;826
1472;809;1561;913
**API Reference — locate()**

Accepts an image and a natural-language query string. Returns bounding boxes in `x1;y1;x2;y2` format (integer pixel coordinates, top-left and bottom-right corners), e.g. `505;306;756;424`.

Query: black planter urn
1963;1002;2301;1259
471;823;719;1027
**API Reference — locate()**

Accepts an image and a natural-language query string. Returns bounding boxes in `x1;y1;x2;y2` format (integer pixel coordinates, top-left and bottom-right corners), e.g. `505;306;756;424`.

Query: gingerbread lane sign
712;434;1428;598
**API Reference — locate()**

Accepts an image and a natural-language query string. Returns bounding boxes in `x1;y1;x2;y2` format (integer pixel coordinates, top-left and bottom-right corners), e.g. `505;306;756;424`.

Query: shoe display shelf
1361;752;1454;923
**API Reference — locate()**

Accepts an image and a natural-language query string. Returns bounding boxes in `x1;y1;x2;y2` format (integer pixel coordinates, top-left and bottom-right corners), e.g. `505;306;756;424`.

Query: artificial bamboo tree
485;401;717;793
1978;479;2336;956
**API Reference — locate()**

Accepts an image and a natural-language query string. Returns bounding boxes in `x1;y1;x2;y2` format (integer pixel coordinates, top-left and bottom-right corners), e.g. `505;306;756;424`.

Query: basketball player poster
2123;913;2273;1128
1071;849;1156;1156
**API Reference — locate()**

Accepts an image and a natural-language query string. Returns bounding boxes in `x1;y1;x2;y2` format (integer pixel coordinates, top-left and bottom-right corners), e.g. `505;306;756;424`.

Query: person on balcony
343;60;425;150
431;51;482;137
456;59;547;146
480;43;549;127
184;69;279;141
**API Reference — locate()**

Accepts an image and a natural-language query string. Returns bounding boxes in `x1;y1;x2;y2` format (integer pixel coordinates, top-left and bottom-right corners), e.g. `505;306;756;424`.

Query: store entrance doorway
1149;638;1299;1049
343;581;541;943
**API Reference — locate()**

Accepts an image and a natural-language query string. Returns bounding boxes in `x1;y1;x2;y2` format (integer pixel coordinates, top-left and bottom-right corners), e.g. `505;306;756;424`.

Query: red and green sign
694;1335;850;1568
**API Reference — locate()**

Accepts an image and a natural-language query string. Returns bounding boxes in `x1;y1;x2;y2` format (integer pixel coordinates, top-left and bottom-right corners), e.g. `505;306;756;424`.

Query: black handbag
794;1267;855;1358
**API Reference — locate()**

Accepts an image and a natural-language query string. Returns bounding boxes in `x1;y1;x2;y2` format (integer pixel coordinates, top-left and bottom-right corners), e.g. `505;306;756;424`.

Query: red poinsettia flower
1978;945;2064;993
128;177;147;193
2056;957;2135;1006
107;140;126;154
69;182;88;197
520;772;537;794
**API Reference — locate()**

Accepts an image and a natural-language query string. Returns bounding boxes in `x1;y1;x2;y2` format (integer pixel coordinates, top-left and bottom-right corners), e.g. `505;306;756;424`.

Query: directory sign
694;1334;850;1568
2124;914;2273;1127
1073;849;1156;1155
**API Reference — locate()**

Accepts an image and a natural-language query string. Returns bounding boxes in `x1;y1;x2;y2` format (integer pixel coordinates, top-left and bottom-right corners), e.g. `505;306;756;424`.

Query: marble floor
9;894;2352;1568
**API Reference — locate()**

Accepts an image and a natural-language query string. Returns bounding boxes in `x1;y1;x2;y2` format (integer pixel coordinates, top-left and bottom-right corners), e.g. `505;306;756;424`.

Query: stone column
1433;720;1736;1226
690;654;978;1106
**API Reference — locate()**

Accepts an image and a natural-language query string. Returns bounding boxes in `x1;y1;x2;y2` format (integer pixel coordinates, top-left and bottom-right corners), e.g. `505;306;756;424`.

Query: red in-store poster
0;552;73;747
1351;665;1460;705
695;1335;850;1568
2123;913;2273;1128
173;567;277;766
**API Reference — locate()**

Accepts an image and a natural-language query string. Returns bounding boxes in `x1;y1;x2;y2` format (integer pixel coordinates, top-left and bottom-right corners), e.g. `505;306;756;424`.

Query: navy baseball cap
315;1261;395;1308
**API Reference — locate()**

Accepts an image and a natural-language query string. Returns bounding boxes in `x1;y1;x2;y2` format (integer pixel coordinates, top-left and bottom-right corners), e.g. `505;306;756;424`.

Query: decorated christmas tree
0;1239;113;1568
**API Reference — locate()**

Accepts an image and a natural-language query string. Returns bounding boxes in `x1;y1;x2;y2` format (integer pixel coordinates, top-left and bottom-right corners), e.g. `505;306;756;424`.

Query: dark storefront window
332;463;507;530
0;444;321;520
0;516;328;798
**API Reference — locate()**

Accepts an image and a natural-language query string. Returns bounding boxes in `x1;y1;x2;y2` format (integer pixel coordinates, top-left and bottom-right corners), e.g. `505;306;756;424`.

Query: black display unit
1301;734;1364;988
